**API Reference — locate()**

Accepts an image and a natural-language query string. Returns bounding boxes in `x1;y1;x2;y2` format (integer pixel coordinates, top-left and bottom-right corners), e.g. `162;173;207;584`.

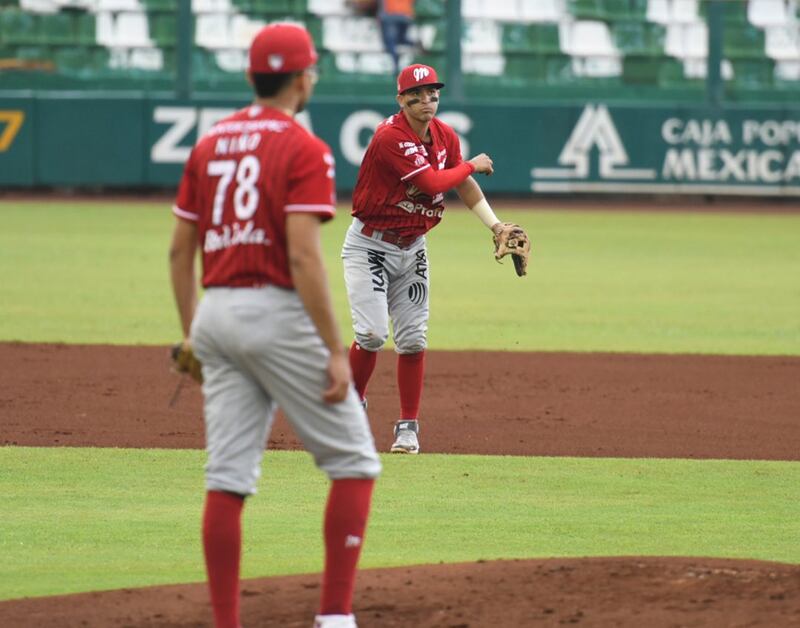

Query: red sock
203;491;244;628
349;341;378;401
320;478;375;615
397;351;425;419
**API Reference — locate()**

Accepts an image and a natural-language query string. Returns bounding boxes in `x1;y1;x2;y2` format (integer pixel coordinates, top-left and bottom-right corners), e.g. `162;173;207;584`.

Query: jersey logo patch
414;250;428;280
367;249;387;293
408;282;427;305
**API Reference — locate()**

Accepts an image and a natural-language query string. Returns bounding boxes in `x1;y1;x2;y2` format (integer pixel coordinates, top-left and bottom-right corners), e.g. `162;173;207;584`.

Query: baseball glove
492;222;531;277
171;342;203;384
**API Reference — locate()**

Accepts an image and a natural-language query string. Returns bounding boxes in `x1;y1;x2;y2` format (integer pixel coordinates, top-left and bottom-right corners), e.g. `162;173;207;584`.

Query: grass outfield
0;448;798;600
2;201;798;603
1;202;798;354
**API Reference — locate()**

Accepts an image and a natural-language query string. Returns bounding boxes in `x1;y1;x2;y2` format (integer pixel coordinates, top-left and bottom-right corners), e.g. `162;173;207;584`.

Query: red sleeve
376;130;435;182
285;135;336;221
407;161;475;195
173;148;199;222
445;124;464;168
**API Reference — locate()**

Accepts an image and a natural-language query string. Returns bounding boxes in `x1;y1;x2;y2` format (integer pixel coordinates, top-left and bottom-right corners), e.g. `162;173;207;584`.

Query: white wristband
470;197;501;230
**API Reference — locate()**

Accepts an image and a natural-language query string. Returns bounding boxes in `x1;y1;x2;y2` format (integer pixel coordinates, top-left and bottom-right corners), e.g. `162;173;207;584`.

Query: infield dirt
1;343;799;627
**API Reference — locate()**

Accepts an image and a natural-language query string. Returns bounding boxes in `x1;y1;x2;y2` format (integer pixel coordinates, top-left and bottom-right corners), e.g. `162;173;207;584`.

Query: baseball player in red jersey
342;63;509;454
169;24;380;628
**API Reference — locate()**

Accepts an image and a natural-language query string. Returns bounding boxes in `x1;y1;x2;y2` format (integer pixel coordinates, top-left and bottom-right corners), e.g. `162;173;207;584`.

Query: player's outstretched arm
409;153;493;196
456;176;502;232
169;217;199;343
286;212;351;404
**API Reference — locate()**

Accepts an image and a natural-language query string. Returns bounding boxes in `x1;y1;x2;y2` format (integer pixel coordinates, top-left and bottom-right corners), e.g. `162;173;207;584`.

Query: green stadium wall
1;94;799;196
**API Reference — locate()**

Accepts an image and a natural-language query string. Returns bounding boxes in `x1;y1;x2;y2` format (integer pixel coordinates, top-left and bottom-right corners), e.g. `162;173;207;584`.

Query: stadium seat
503;24;561;53
568;0;605;21
463;19;501;54
723;23;766;59
646;0;670;24
95;0;142;11
195;13;230;49
53;44;91;74
561;19;620;58
622;54;661;83
39;11;74;45
671;0;698;24
308;0;346;16
483;0;519;21
656;55;698;85
749;0;791;27
731;58;775;89
114;11;152;47
0;9;39;45
149;10;176;46
764;24;800;60
74;11;95;45
601;0;634;21
414;17;445;52
775;59;800;82
323;16;382;52
19;0;58;12
682;56;733;79
194;0;233;13
214;48;246;72
414;0;444;18
664;21;707;59
613;20;665;56
229;13;264;48
461;0;481;19
519;0;564;22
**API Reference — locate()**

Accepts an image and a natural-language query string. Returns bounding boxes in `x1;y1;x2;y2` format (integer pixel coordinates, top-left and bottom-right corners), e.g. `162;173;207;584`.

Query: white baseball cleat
313;614;357;628
390;420;420;454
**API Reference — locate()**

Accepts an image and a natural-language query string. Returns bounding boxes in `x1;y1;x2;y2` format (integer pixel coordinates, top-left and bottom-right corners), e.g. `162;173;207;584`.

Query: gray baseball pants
341;218;430;354
191;286;381;496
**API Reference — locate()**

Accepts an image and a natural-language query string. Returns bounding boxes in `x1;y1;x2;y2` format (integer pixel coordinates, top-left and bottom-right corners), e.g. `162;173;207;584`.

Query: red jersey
352;111;464;237
174;105;336;289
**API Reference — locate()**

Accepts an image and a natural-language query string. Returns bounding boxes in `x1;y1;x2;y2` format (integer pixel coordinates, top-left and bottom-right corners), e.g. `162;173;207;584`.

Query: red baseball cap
397;64;445;94
248;23;318;74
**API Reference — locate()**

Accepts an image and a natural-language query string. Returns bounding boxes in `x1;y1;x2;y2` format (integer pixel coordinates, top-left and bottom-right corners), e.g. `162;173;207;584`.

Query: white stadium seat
215;49;247;72
665;22;707;59
193;0;233;14
683;57;733;79
308;0;350;16
775;59;800;79
462;19;502;54
323;16;383;53
647;0;671;24
195;13;231;50
748;0;790;27
519;0;564;22
671;0;698;24
562;20;619;57
94;0;141;11
229;14;266;49
483;0;520;22
463;53;506;76
129;47;164;70
114;12;152;47
462;0;483;19
765;24;800;60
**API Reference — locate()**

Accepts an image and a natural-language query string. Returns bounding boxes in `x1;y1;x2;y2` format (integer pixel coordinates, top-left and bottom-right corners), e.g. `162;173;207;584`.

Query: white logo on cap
268;54;284;70
413;67;430;81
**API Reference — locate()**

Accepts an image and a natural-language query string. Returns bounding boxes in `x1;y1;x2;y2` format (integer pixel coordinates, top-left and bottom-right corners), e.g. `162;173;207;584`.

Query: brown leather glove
171;342;203;384
492;222;531;277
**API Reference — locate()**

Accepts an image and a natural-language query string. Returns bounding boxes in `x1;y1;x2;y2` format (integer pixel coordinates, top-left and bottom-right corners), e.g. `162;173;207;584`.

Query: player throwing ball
342;64;529;455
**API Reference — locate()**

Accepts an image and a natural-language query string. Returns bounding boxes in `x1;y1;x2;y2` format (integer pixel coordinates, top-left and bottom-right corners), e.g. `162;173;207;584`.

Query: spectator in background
378;0;415;73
